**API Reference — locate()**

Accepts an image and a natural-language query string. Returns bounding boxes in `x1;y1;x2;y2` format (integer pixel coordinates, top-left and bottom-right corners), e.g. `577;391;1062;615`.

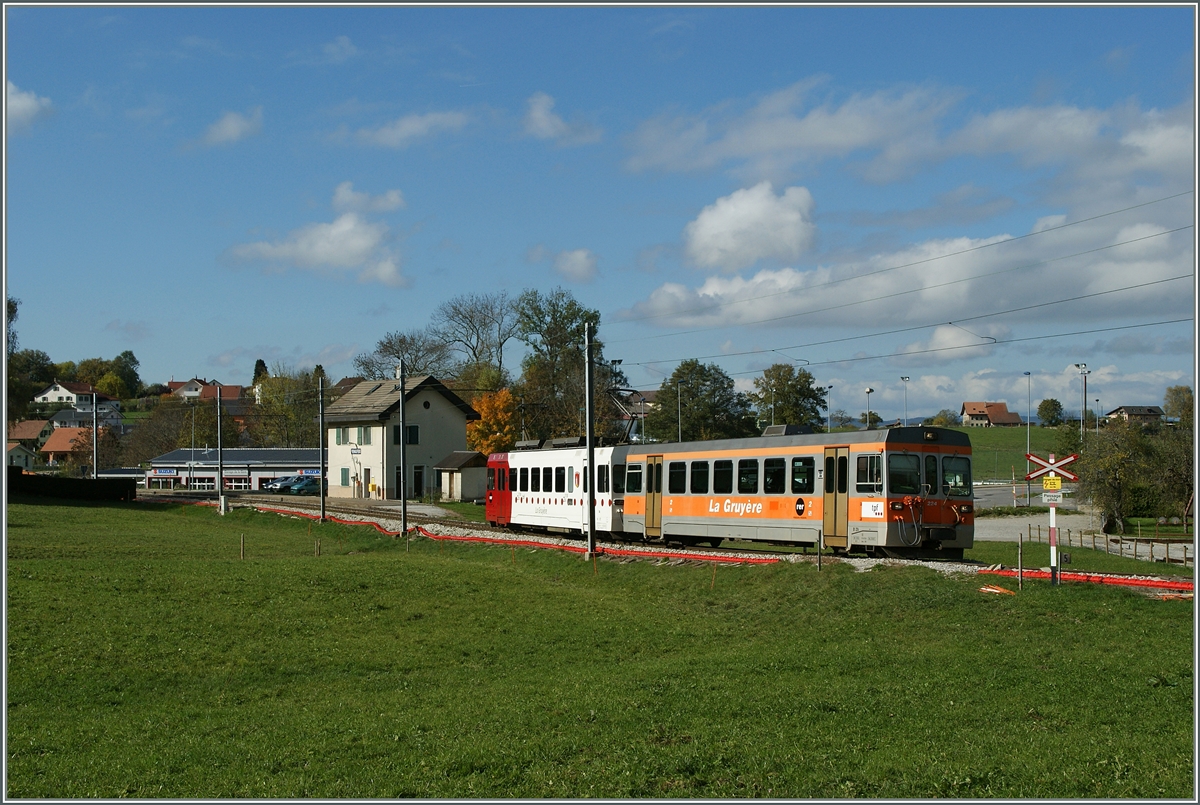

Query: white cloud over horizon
6;80;53;133
203;106;263;146
683;182;816;272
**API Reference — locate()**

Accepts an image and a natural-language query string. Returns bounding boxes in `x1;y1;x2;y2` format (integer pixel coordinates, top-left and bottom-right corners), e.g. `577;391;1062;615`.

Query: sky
4;5;1196;424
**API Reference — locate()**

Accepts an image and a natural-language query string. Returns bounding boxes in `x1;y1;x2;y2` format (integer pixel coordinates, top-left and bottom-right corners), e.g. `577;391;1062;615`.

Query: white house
324;374;479;500
32;381;121;413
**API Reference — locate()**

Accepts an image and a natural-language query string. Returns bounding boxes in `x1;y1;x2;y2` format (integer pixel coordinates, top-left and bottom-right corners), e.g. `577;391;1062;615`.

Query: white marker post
1026;450;1078;589
1048;455;1058;586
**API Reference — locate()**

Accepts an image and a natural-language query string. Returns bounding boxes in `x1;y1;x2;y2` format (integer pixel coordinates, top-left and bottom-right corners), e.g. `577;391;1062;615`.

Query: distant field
949;425;1060;480
6;499;1193;798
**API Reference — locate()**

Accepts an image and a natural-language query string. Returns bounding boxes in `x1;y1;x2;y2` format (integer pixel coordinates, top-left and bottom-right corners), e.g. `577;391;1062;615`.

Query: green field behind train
7;499;1193;798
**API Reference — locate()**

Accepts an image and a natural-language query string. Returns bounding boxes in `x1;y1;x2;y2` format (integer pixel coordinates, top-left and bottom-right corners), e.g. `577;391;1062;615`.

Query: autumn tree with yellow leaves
467;388;520;456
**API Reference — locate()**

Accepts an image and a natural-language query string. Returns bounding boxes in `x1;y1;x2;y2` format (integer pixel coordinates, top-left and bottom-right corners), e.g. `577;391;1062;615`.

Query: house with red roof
960;401;1022;427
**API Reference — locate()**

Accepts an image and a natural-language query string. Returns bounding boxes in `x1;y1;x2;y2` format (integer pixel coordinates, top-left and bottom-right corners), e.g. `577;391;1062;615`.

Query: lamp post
1023;372;1031;506
1074;363;1089;446
1095;398;1101;435
677;379;683;443
826;385;834;432
900;377;909;426
865;387;874;430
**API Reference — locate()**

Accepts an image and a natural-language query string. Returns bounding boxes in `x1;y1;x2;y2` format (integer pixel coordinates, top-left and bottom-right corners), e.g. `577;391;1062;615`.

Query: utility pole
319;374;326;523
217;394;225;514
585;322;597;557
398;361;408;538
91;388;98;480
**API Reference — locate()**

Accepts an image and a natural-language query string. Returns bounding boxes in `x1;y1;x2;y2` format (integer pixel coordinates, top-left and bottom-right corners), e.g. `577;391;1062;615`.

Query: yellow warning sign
1042;476;1062;490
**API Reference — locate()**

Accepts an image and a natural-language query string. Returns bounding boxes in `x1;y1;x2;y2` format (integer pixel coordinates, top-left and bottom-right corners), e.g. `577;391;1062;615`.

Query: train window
487;468;495;491
791;457;814;494
942;456;972;498
856;454;882;493
530;467;540;492
837;455;848;495
888;454;921;495
544;467;554;492
763;458;786;494
612;464;625;494
668;462;687;494
714;460;734;494
520;467;529;491
653;462;663;494
625;464;642;494
825;456;835;493
598;465;609;493
925;455;938;495
509;468;518;492
738;459;759;494
555;467;566;493
690;461;709;494
567;466;574;494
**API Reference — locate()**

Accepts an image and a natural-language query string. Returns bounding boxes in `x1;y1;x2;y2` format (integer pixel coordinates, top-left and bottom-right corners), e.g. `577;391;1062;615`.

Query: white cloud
228;211;408;287
331;181;405;212
523;92;601;145
323;35;357;64
7;80;53;133
203;106;262;146
683;182;816;272
528;244;599;282
355;111;468;148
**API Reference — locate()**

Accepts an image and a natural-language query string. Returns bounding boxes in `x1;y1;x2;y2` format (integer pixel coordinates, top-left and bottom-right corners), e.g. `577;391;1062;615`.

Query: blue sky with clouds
5;6;1195;422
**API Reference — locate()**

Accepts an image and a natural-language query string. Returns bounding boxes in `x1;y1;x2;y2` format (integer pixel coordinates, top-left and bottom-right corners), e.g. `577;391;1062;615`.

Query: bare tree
352;327;455;379
430;292;519;378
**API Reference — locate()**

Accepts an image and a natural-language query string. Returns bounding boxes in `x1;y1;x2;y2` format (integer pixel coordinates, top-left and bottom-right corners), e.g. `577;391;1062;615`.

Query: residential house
32;380;121;413
324;373;479;500
434;451;488;502
50;407;126;433
8;442;38;470
39;427;92;466
1104;406;1166;426
8;419;54;452
960;401;1022;427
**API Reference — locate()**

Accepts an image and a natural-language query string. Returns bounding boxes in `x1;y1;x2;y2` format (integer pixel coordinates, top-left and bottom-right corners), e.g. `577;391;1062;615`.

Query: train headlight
889;501;904;511
960;504;973;514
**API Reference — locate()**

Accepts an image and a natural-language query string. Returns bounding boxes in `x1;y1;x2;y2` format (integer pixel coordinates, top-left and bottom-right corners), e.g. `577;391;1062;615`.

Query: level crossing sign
1025;452;1079;482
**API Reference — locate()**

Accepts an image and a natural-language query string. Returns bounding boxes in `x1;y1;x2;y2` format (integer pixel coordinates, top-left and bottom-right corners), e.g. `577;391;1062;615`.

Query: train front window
737;459;759;494
888;454;921;495
487;468;495;491
763;458;786;494
668;462;687;494
942;456;972;497
612;464;626;494
714;460;733;494
690;461;709;494
792;457;814;494
925;455;938;495
625;464;642;494
856;454;882;494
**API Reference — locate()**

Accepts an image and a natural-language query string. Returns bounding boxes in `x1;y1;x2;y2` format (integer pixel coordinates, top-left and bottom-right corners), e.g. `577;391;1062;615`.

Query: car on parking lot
289;477;327;496
265;475;304;492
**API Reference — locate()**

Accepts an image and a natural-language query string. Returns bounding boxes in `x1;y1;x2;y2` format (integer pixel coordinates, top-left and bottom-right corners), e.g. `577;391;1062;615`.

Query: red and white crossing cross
1025;452;1079;482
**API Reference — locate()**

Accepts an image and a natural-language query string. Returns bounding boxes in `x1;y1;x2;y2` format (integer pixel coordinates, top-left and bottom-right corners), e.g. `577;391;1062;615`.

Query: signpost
1026;452;1079;585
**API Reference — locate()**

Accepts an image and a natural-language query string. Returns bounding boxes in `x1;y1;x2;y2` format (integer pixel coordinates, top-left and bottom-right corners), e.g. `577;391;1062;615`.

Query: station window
690;461;709;494
888;454;922;495
341;467;350;487
668;461;687;494
737;459;759;494
942;456;972;498
856;454;882;494
791;457;814;494
612;464;626;494
625;464;643;494
763;458;786;494
713;460;734;494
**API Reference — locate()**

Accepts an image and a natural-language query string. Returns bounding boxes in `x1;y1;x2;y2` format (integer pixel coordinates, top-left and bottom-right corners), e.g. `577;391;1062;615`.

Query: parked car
265;475;304;492
289;477;327;496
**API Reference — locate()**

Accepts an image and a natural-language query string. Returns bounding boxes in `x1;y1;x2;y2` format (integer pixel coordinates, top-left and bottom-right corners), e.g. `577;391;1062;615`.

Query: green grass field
6;498;1194;798
946;425;1059;481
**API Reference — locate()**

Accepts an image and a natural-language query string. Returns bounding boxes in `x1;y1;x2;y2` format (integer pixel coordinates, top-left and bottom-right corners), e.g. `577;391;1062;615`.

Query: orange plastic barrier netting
979;567;1193;591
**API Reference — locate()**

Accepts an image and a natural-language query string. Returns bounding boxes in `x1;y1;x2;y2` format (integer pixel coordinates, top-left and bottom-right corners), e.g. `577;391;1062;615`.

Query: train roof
620;426;970;455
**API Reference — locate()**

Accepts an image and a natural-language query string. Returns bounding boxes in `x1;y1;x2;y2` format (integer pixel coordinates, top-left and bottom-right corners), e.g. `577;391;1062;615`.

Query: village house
960;401;1022;427
433;450;488;502
1104;405;1166;426
8;442;38;470
32;380;121;414
8;419;54;452
39;426;92;466
323;373;479;500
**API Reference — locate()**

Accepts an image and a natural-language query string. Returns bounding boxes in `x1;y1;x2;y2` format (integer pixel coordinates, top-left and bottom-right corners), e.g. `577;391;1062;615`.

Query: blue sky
5;6;1195;423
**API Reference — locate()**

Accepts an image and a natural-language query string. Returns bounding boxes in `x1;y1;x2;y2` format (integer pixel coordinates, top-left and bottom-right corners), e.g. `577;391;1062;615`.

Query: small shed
434;451;488;503
8;442;38;470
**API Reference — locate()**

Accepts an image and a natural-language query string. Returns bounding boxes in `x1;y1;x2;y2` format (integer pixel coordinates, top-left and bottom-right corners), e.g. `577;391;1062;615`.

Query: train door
822;447;849;548
645;455;663;538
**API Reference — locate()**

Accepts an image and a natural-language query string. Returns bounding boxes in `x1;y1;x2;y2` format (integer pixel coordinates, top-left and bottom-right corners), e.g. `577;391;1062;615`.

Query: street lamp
1095;398;1101;435
1074;363;1089;445
676;379;684;443
1023;372;1031;505
900;377;910;426
825;385;834;432
865;387;874;430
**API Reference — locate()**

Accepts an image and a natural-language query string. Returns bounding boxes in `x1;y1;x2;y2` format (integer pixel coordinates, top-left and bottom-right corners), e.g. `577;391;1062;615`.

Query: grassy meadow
6;497;1194;798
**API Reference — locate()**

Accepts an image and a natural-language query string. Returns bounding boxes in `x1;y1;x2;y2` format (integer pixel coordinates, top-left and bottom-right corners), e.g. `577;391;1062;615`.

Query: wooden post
1018;532;1023;591
711;564;716;590
240;533;244;560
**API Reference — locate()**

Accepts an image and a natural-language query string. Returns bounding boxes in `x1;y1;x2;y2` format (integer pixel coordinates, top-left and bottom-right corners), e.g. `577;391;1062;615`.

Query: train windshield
888;454;921;495
942;456;972;497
